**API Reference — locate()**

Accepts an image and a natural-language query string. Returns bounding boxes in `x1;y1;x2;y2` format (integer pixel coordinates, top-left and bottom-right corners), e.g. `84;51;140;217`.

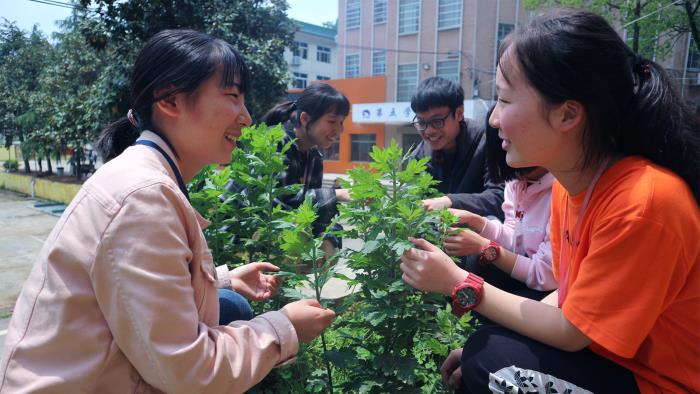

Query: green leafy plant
326;140;469;392
278;197;341;392
189;123;297;270
190;134;476;393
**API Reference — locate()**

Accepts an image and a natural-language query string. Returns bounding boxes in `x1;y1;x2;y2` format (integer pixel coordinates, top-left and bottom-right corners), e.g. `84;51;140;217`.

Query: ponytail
262;101;297;126
263;83;349;131
95;116;140;162
622;60;700;201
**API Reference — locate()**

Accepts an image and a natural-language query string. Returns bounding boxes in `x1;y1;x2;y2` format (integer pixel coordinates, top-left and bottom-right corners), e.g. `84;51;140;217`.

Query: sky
0;0;338;37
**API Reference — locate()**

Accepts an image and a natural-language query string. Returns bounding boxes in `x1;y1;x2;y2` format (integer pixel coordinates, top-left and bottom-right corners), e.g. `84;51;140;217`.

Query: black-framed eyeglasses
411;112;452;132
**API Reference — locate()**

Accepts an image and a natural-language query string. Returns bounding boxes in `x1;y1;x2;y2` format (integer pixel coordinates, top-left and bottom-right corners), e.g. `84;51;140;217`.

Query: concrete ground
0;188;358;353
0;189;62;351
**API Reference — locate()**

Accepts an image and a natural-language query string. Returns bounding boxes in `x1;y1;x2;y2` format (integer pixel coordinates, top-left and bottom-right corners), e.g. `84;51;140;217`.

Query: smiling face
303;110;345;150
414;105;463;152
177;68;252;167
489;56;563;170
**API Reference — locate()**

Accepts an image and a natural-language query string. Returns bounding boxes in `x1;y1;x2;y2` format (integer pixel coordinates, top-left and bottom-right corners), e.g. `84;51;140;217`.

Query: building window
396;63;418;101
317;75;331;81
351;134;376;162
345;54;360;78
374;0;387;24
346;0;361;29
292;72;308;89
497;23;514;52
293;41;308;59
402;132;423;153
437;59;459;83
317;46;331;63
438;0;461;29
688;37;700;71
372;50;386;75
323;141;340;161
399;0;420;35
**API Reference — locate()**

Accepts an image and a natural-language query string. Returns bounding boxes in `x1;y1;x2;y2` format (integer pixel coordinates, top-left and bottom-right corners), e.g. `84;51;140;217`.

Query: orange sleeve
549;181;564;281
562;215;688;358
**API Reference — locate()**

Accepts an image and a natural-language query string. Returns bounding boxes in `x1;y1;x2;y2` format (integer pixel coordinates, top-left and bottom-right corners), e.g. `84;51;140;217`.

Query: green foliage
190;135;475;392
2;159;18;172
189;123;296;269
0;21;55;172
279;197;338;392
524;0;700;60
76;0;295;121
323;140;468;392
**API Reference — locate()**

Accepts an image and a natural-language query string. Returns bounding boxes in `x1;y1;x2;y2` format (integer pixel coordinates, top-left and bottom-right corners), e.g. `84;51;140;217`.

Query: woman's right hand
281;299;336;343
448;208;487;232
421;196;452;210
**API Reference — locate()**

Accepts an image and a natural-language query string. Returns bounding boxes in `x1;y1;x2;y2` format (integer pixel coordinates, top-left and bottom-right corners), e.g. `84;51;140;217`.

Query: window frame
396;63;418;101
373;0;387;24
346;0;361;29
438;0;461;30
345;53;360;78
398;0;420;35
350;134;377;162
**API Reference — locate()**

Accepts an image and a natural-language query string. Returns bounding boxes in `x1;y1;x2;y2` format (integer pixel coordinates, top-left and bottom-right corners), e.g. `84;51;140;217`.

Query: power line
622;0;684;28
26;0;78;10
339;43;458;56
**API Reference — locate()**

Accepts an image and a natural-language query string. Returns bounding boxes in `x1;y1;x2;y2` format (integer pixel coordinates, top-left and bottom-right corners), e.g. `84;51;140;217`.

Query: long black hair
499;9;700;201
484;105;536;183
95;29;251;161
262;83;349;129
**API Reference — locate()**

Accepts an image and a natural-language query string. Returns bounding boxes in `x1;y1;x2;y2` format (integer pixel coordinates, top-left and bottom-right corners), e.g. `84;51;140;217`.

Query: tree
34;22;112;180
0;21;53;173
75;0;295;122
524;0;700;60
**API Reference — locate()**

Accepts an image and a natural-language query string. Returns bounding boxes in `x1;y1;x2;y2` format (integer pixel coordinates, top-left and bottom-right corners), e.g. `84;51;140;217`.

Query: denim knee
218;288;254;325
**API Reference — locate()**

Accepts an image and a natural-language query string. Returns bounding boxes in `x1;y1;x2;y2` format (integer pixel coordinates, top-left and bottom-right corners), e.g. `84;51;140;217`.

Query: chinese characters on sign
353;102;415;124
352;100;491;124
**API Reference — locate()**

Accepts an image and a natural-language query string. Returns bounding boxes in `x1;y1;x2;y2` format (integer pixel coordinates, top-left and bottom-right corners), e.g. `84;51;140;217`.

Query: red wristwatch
479;241;501;265
451;273;485;317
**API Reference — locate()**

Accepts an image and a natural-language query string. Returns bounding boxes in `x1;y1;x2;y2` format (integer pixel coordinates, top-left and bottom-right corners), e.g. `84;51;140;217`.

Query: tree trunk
46;156;53;174
684;1;700;56
632;0;642;53
19;134;31;173
75;147;82;181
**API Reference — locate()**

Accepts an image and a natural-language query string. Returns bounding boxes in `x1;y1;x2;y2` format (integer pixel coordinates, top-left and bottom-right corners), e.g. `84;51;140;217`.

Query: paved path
0;189;59;314
0;189;61;354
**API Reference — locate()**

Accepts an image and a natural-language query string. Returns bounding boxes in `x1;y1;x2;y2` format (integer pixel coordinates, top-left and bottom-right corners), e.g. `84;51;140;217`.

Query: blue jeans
218;288;254;325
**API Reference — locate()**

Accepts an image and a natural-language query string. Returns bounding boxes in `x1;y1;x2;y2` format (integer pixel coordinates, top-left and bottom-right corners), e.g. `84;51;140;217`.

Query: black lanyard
134;140;190;201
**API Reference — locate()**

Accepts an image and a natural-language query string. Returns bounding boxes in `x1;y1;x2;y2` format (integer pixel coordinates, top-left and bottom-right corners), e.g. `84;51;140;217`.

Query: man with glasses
408;77;504;220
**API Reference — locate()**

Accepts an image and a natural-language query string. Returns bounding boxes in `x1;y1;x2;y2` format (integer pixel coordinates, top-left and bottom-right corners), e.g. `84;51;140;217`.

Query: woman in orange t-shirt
399;8;700;394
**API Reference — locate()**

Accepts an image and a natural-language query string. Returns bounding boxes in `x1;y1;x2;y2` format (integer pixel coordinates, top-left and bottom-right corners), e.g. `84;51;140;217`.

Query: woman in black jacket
262;83;350;254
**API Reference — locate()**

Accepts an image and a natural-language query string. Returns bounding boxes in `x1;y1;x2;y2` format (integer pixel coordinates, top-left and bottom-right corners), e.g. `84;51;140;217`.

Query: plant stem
312;242;334;393
265;174;274;262
320;332;334;393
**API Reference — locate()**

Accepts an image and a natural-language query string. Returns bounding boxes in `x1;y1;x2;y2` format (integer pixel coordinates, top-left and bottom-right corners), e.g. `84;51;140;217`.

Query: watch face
456;286;477;308
484;246;498;261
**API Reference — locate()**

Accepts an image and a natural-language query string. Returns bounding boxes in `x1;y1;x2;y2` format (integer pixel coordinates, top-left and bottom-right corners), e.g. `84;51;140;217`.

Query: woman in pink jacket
0;29;335;393
442;106;556;300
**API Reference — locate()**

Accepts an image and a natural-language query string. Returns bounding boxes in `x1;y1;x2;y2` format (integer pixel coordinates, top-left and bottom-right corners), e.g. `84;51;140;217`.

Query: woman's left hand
443;228;490;257
335;188;351;202
401;237;468;296
229;262;282;301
